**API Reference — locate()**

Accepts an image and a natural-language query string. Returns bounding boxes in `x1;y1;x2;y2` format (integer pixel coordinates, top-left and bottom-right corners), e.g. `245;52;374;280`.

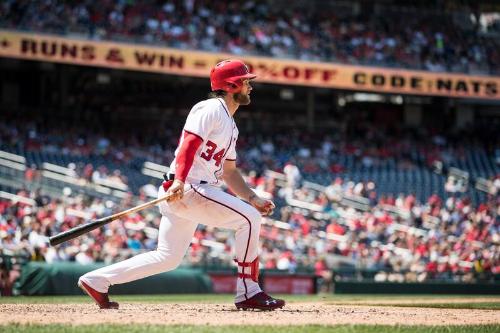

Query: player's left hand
249;194;275;216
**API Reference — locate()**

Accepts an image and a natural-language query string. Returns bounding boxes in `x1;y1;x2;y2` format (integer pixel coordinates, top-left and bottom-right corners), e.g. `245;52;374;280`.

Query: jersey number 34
200;140;225;167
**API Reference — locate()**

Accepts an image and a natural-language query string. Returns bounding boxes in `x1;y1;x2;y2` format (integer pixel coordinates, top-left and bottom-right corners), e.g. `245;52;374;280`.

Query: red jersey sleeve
175;130;203;182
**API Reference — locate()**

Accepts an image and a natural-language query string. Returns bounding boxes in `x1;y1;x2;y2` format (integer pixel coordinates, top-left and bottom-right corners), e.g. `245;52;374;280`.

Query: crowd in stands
0;116;176;168
1;0;499;74
277;176;498;283
0;167;498;295
2;114;498;185
237;120;499;178
0;110;499;296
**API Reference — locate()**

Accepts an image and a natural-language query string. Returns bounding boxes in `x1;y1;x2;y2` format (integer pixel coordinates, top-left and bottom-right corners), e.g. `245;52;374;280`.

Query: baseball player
78;59;285;311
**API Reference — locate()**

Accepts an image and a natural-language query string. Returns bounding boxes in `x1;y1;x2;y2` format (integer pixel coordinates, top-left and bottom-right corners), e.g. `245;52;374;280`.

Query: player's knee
164;257;183;270
156;248;183;271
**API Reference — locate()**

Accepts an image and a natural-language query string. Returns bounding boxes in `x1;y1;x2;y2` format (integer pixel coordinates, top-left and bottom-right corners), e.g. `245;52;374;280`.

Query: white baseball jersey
169;97;238;185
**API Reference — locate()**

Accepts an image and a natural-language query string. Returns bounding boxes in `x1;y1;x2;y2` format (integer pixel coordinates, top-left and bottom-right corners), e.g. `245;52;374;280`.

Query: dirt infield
1;301;499;326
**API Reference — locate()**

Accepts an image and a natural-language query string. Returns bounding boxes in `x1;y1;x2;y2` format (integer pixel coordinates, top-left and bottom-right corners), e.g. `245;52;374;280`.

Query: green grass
330;302;500;310
1;324;499;333
0;294;234;304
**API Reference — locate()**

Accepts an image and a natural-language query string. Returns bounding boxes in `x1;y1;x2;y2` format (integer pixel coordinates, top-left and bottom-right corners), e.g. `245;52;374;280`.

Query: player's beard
233;92;251;105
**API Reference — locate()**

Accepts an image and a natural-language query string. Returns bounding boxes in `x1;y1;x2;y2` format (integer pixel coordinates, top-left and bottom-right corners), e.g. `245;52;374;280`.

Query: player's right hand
249;194;275;216
166;179;185;202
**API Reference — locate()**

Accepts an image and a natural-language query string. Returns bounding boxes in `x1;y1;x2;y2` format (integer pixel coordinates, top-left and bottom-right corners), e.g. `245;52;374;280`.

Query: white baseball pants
80;183;263;302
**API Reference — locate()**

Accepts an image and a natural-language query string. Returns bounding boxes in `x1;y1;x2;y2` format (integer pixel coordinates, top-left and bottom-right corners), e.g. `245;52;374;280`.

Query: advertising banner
1;30;498;99
209;273;237;293
263;275;315;294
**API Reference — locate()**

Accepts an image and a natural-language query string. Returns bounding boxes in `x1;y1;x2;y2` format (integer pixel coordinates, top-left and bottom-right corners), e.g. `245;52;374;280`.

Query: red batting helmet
210;59;256;93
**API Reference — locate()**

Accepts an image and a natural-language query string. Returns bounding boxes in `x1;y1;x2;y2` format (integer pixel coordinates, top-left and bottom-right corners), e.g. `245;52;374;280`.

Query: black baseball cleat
235;292;285;311
78;279;119;309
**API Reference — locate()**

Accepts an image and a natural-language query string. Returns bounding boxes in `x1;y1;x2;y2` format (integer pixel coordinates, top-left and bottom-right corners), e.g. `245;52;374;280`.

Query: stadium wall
14;262;499;295
17;262;212;295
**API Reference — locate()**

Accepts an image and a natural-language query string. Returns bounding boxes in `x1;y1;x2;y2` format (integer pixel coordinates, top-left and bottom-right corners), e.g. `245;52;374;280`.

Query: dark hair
208;90;227;98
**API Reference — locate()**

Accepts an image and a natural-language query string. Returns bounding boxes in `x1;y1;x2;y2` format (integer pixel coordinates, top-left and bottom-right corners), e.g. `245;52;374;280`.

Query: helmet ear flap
224;80;241;93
